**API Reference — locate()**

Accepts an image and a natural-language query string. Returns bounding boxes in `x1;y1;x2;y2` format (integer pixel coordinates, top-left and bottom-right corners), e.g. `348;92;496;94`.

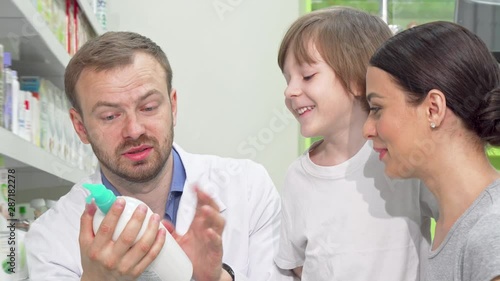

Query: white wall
106;0;301;190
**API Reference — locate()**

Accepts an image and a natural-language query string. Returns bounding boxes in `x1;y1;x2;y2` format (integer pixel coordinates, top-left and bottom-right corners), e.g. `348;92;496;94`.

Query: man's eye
102;114;116;121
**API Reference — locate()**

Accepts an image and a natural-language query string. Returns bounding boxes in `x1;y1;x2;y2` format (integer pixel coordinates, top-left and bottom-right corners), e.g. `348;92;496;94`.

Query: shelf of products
0;0;103;187
0;0;70;90
76;0;105;36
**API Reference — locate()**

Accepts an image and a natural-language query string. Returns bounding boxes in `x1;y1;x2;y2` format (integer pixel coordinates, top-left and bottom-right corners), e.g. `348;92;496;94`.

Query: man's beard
89;127;174;183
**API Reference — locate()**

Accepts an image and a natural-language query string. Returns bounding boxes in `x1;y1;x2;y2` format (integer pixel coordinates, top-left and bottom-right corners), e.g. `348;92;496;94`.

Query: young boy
274;7;438;280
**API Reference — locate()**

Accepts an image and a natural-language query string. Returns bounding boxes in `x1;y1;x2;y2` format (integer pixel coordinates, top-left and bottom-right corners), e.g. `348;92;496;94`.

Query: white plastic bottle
0;45;4;128
10;70;20;136
83;183;193;281
3;52;13;130
30;198;47;220
94;0;107;31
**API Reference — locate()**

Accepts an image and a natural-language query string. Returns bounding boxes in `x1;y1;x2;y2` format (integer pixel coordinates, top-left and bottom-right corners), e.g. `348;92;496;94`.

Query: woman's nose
363;117;377;139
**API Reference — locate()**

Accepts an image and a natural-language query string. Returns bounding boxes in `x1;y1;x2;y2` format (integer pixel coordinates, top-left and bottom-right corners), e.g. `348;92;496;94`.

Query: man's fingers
134;213;162;258
194;186;220;212
79;203;97;247
114;204;148;256
205;227;223;251
92;198;126;247
131;227;167;277
191;186;226;238
200;205;225;235
119;213;163;274
161;219;173;231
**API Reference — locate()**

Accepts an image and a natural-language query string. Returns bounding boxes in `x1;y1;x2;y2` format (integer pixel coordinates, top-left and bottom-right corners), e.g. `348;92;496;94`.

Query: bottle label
137;268;162;281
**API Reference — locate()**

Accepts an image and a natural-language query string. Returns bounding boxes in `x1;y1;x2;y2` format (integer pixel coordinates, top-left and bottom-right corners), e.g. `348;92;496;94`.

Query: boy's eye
303;74;315;81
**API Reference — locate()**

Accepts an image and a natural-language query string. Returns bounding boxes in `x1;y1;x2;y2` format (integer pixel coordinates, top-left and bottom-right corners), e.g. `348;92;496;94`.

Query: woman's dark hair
370;21;500;146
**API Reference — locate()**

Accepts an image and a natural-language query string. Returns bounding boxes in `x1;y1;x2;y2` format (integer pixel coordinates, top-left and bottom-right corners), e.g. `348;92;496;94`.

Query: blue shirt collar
171;148;185;194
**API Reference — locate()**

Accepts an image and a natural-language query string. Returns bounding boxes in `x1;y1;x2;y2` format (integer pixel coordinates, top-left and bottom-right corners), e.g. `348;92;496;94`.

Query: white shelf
0;127;88;186
76;0;105;35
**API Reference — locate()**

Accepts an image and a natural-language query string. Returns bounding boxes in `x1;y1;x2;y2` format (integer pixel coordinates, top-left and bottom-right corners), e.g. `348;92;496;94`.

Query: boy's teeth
297;106;314;115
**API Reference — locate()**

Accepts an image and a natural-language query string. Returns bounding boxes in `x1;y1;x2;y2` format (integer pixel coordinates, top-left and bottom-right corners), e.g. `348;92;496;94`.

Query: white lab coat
25;143;294;281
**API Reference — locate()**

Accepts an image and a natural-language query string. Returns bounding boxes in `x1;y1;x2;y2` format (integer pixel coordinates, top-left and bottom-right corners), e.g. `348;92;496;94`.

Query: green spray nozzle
83;183;117;214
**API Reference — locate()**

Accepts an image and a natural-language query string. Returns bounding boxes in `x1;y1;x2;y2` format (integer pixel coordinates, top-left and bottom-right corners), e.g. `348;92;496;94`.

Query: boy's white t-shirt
275;141;437;281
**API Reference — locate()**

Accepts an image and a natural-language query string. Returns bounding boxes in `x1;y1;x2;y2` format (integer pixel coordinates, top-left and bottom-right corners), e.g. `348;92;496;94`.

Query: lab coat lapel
173;143;227;235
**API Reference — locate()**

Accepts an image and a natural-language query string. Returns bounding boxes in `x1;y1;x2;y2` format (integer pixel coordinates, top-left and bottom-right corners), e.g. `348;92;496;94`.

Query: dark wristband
222;263;235;281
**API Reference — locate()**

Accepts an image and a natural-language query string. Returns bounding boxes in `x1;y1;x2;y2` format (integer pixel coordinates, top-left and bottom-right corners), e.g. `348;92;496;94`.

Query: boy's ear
349;81;363;98
425;89;446;128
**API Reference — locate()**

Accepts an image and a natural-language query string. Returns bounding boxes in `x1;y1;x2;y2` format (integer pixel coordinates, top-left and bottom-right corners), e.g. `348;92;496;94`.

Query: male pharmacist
25;31;292;281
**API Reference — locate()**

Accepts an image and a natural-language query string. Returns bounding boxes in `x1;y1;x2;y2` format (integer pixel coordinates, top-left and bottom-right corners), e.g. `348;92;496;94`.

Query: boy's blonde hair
278;7;392;111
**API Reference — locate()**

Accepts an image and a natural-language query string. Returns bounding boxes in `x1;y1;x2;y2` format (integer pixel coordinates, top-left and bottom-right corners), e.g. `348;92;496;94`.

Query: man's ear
69;108;90;144
425;89;446;128
170;88;177;127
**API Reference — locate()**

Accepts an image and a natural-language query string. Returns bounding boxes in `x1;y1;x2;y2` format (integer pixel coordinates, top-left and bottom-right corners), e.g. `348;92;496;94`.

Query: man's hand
79;199;166;281
164;187;226;281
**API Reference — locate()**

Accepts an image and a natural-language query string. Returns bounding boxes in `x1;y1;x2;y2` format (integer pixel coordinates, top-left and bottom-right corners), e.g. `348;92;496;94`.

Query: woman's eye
369;106;381;114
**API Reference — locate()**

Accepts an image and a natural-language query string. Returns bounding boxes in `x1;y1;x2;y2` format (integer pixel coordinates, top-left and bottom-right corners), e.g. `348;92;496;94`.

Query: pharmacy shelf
0;0;103;91
0;0;70;90
0;127;88;187
0;1;99;192
76;0;105;36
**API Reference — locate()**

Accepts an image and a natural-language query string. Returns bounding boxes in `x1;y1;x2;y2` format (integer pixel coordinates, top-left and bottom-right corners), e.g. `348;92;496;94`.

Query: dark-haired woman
363;21;500;281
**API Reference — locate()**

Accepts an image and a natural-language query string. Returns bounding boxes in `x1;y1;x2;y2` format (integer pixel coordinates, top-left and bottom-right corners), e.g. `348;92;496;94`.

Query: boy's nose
284;84;302;98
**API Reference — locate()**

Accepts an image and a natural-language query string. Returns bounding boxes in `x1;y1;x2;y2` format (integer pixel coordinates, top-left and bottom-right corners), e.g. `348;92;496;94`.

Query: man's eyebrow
366;92;383;102
91;90;164;113
139;89;164;102
91;101;120;113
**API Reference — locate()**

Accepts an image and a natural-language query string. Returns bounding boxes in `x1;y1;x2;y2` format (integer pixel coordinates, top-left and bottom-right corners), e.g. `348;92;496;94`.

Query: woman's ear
426;89;446;128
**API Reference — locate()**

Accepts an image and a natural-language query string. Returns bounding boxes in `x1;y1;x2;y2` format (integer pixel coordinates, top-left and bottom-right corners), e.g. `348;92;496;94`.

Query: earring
430;122;436;129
